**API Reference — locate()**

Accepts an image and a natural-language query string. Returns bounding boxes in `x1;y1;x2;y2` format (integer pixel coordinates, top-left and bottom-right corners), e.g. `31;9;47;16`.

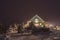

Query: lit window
40;23;42;25
34;18;39;23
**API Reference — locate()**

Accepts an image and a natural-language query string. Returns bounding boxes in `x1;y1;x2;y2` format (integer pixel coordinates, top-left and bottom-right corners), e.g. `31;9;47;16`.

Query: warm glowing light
40;23;44;27
40;23;42;25
56;26;60;30
34;18;39;23
35;18;38;20
49;24;53;27
34;24;39;27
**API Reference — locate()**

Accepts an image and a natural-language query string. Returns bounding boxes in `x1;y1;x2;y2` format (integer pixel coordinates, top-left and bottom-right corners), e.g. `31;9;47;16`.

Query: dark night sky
1;0;60;25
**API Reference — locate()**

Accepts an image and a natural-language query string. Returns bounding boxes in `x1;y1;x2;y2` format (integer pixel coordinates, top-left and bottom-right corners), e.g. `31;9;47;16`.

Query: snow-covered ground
0;30;60;40
6;34;60;40
5;31;60;40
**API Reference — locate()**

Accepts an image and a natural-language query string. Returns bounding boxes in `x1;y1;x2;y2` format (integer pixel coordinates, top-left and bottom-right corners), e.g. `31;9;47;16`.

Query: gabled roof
30;15;45;22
